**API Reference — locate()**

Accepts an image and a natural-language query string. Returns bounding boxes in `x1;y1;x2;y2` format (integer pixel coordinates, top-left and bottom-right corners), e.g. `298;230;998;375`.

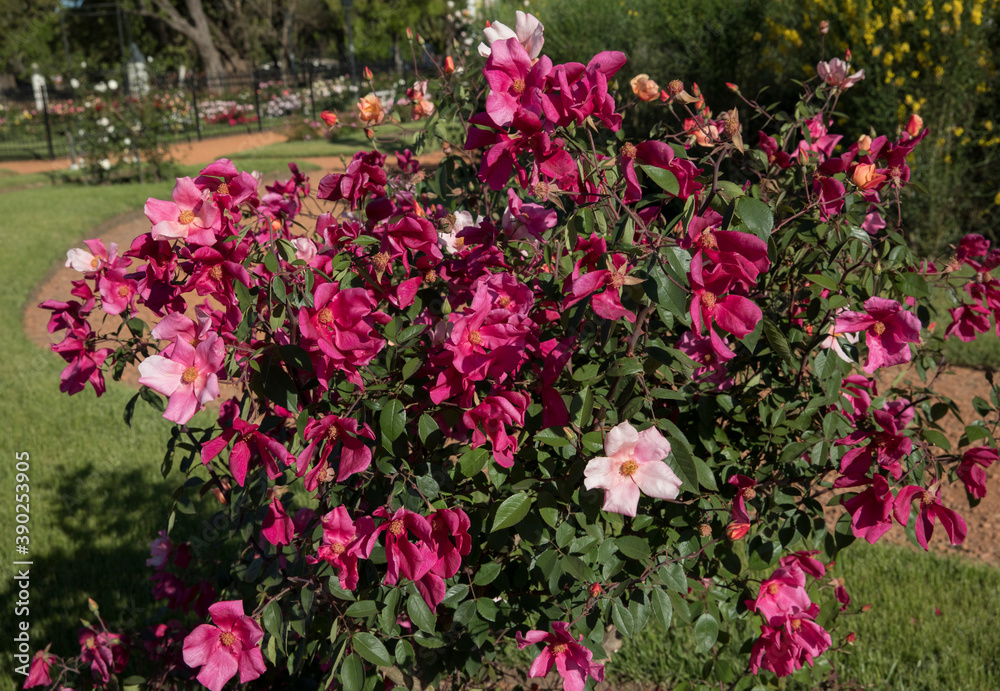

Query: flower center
209;265;224;281
872;321;886;335
621;142;637;160
454;237;465;250
388;519;405;536
920;491;935;507
512;78;526;94
423;269;437;284
117;285;130;297
326;425;340;443
532;181;550;199
790;618;802;631
90;257;100;269
702;291;717;310
84;637;96;649
767;583;780;596
703;353;713;364
216;182;230;196
181;366;199;384
330;541;345;555
619;459;639;477
610;271;625;289
317;307;334;325
551;642;568;655
219;631;236;646
468;329;483;346
742;487;756;500
498;296;512;308
178;209;195;224
373;251;391;272
699;230;718;250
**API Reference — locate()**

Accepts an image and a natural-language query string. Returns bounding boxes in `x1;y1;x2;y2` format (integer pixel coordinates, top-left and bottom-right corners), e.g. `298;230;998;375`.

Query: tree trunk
138;0;234;90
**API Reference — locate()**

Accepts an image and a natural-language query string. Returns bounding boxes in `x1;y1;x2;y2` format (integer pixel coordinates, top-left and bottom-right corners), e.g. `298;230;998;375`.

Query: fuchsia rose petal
207;600;246;630
181;624;219;668
527;646;555;678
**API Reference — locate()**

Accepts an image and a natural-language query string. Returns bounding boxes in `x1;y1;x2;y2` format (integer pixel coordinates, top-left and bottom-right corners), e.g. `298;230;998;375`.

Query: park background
1;0;1000;689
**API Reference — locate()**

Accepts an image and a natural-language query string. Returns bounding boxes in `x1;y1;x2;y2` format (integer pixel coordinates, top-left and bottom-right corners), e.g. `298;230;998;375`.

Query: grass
0;184;181;691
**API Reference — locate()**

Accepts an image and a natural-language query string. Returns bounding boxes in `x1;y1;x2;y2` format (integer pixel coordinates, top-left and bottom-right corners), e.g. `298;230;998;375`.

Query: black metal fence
0;58;407;162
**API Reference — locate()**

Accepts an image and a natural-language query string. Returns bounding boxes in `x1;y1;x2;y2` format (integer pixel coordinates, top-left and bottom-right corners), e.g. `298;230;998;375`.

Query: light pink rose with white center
817;57;865;90
65;239;119;273
138;332;224;424
583;421;682;517
478;11;544;61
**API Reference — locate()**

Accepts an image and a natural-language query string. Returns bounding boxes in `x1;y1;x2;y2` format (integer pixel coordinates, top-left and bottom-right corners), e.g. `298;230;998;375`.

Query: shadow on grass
1;465;173;656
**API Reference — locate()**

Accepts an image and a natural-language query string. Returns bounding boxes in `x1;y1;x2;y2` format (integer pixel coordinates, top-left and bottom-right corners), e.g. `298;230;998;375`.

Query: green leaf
616;535;651;562
407;592;437;633
474;562;502;586
659;563;687;592
639;164;680;196
693;613;719;653
345;600;379;618
607;357;643;377
395;639;414;667
353;632;393;667
612;601;635;638
492;492;532;532
339;653;364;691
651;588;673;629
380;400;406;441
458;447;489;477
900;271;930;298
736;197;773;240
804;273;840;292
262;600;282;640
418;413;439;444
762;317;793;363
922;428;951;451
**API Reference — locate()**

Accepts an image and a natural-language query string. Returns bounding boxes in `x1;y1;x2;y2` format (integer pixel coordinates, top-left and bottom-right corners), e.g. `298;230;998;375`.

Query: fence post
252;70;263;133
308;61;317;122
190;74;202;142
41;86;55;160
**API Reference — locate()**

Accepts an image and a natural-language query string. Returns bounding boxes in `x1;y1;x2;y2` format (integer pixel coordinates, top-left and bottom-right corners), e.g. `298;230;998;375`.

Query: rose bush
34;12;1000;691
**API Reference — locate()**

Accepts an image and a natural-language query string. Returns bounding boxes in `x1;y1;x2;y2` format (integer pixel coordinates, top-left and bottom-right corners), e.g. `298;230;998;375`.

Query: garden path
2;130;288;174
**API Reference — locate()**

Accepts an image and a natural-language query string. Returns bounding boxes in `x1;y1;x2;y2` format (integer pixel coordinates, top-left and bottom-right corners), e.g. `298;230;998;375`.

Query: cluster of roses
23;626;128;689
748;554;838;677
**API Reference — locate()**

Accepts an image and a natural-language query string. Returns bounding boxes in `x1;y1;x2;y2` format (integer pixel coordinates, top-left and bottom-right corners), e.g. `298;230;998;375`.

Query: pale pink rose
137;333;225;424
478;11;544;61
817;57;865;90
583;421;682;516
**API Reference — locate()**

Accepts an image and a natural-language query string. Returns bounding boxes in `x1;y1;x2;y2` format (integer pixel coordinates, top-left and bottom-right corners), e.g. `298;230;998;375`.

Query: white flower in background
70;78;80;89
99;159;111;170
123;137;131;145
478;10;544;59
95;82;107;92
80;61;87;68
107;125;115;133
107;79;118;90
96;117;109;127
439;210;482;254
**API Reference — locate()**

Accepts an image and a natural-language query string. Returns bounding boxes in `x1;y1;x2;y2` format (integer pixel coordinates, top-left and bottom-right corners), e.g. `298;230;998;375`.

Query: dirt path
2;131;288;174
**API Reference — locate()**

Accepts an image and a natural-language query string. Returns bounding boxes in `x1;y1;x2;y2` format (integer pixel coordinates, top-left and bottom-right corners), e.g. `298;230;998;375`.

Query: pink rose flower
516;621;604;691
834;297;922;373
182;600;267;691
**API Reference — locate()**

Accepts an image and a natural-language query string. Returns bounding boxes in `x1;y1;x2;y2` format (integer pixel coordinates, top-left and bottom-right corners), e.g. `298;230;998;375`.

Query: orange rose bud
406;27;413;41
844;632;856;644
363;66;374;81
726;82;740;92
589;582;603;597
852;162;886;190
905;113;924;137
358;93;385;125
845;48;852;62
444;56;456;74
365;128;375;139
320;110;338;127
857;134;873;152
726;521;751;540
271;219;282;231
630;74;660;102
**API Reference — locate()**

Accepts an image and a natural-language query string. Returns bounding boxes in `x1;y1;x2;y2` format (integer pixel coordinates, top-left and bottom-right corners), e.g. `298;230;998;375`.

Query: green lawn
1;178;999;691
